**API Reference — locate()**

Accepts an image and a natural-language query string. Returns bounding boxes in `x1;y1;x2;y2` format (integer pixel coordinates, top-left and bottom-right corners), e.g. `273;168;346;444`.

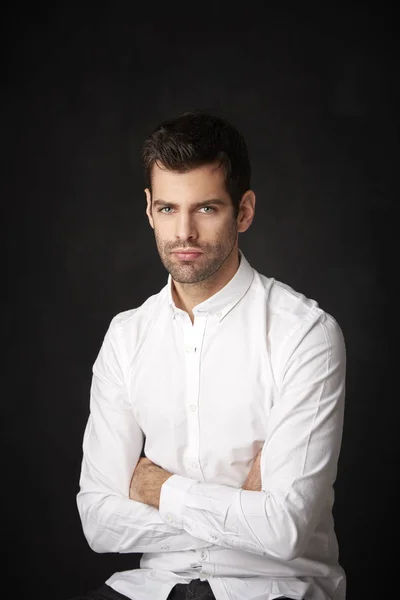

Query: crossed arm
77;312;345;559
129;451;262;509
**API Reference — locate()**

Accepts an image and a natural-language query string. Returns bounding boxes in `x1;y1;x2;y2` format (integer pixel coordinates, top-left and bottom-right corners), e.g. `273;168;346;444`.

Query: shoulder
250;270;346;381
252;270;344;345
103;284;168;353
112;289;163;328
92;284;169;378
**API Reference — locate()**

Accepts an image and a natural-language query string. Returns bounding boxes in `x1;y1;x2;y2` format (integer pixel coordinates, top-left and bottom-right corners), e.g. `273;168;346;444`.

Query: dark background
3;3;397;599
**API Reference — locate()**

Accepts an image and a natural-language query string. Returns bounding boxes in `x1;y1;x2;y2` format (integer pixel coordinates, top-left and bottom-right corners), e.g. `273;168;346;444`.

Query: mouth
172;251;203;261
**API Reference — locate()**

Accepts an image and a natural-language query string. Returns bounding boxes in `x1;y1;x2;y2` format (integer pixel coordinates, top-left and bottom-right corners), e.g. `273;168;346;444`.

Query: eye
200;206;215;213
158;207;174;214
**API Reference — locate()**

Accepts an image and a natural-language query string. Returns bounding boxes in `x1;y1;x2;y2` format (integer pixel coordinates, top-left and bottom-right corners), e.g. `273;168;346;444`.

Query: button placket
183;315;206;475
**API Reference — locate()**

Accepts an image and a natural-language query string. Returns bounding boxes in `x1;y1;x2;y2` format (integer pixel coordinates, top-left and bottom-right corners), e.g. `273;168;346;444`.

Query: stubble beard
154;221;238;285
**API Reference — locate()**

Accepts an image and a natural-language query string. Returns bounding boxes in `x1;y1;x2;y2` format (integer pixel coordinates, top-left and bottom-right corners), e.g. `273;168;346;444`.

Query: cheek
154;227;170;248
154;222;171;239
215;217;237;236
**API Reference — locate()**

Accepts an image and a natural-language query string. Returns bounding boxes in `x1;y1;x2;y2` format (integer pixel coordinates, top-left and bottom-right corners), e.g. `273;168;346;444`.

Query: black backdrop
3;4;397;599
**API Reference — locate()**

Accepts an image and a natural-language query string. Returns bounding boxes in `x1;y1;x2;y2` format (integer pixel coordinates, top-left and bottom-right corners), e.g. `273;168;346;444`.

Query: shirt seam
299;320;331;477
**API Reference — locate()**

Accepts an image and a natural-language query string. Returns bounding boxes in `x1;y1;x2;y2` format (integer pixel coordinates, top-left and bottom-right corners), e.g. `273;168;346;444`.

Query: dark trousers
68;580;215;599
68;579;300;599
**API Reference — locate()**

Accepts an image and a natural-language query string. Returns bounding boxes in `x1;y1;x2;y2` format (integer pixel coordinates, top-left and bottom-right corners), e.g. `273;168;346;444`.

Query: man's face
145;162;239;284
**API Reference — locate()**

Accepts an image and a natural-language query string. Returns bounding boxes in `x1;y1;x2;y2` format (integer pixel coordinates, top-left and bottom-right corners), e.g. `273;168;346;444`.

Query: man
71;112;346;600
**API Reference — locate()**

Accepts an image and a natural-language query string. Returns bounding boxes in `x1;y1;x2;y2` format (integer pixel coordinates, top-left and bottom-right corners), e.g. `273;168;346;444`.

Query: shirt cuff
159;474;197;529
235;489;268;553
239;488;269;517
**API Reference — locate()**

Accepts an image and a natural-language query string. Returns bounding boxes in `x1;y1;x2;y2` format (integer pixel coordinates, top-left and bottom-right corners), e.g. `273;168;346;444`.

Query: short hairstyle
141;111;251;218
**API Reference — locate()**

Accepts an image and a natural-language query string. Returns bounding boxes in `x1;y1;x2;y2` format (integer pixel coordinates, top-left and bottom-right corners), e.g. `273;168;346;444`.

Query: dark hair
141;111;251;218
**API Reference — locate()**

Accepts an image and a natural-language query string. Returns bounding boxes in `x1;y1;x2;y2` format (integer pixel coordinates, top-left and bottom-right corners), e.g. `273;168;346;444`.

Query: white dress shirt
76;249;346;600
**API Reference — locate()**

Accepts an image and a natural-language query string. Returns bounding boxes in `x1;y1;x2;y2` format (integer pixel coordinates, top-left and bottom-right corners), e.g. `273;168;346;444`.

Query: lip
172;251;203;260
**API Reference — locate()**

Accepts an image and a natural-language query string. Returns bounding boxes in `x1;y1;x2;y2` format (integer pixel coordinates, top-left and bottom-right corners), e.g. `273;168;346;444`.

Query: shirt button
166;515;173;523
189;404;197;412
161;545;169;550
216;311;222;318
185;345;196;353
200;551;207;560
210;534;217;540
191;461;199;469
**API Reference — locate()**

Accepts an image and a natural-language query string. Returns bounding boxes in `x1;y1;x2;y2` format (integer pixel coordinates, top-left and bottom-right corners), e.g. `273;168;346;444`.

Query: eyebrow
152;198;228;209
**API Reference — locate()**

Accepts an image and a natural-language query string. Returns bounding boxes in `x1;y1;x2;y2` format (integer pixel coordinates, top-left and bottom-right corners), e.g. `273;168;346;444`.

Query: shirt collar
167;248;254;321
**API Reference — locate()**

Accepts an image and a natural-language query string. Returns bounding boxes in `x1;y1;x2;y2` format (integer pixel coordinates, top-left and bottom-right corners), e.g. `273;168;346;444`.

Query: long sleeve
76;317;212;554
158;314;346;561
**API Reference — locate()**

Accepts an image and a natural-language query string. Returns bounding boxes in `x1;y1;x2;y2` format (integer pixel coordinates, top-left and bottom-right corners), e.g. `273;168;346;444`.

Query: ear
237;190;256;233
145;188;154;229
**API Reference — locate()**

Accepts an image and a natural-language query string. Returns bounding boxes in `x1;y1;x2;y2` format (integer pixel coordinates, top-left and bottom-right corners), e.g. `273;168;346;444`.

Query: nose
175;211;198;242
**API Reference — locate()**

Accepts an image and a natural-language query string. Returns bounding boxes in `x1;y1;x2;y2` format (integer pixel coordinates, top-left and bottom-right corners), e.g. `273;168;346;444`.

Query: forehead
151;162;228;199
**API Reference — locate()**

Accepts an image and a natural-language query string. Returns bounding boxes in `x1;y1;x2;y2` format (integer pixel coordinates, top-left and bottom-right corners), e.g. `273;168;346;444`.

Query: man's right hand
242;449;262;491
